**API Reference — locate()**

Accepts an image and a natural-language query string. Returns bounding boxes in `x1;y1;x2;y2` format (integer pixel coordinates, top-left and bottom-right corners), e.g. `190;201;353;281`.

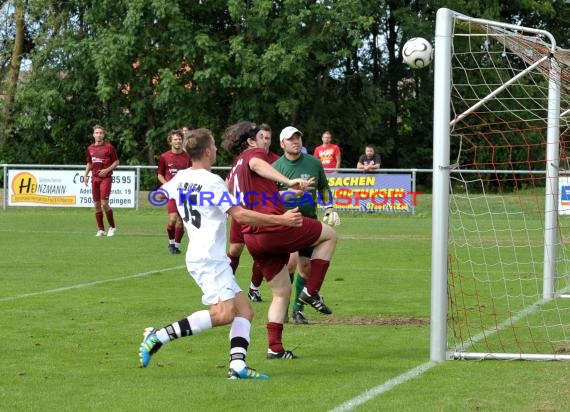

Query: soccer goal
431;8;570;361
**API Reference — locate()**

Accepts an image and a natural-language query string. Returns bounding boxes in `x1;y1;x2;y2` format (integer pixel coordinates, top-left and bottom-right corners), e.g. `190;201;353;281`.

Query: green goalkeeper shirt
273;153;331;218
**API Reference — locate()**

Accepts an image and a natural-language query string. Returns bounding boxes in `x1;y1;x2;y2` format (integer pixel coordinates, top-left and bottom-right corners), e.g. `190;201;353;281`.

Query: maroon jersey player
157;129;192;254
222;121;338;360
226;123;279;303
84;125;119;237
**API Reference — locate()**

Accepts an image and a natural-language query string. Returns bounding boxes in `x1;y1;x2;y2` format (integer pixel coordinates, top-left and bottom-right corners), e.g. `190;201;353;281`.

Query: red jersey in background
86;142;118;177
157;151;192;181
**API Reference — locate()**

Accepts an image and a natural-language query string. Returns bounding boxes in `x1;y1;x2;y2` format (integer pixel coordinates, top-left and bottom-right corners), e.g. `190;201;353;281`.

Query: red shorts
166;198;179;214
244;217;322;281
229;218;244;244
91;177;112;202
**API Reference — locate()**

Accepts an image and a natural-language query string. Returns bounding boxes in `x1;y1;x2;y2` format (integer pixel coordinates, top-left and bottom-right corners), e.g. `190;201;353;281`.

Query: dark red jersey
86;142;118;177
267;151;280;164
227;148;285;233
157;150;192;181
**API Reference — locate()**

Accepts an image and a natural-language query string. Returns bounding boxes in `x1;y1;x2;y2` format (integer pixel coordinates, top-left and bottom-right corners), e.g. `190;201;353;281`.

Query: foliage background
1;0;569;179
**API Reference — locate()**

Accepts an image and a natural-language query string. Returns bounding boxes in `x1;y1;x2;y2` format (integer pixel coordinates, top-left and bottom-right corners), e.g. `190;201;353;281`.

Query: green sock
293;274;306;312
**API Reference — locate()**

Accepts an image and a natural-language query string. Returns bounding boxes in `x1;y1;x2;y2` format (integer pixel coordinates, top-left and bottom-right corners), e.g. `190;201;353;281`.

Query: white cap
279;126;303;141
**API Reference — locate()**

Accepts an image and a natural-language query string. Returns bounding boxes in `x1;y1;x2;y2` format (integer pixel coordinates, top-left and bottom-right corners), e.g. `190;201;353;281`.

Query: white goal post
431;8;570;361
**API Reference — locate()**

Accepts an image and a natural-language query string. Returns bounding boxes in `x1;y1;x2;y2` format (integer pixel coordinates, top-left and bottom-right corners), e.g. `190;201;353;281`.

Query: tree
0;0;25;151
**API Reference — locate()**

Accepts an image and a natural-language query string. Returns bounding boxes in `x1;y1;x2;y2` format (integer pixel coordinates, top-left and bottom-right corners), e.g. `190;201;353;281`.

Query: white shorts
187;260;242;306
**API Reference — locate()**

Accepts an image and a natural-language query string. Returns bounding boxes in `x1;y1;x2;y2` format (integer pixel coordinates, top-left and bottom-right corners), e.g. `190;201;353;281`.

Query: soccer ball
402;37;433;69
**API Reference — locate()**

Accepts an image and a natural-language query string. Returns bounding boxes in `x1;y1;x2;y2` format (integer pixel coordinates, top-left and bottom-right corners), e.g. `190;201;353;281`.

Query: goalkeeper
273;126;340;324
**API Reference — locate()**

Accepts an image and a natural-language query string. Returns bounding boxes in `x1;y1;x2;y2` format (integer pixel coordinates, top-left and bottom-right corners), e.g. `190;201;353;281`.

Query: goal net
431;8;570;361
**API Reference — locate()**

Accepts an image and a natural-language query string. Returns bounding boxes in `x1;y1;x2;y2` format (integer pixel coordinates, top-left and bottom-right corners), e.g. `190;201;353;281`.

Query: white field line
0;265;185;302
330;280;559;411
329;362;437;412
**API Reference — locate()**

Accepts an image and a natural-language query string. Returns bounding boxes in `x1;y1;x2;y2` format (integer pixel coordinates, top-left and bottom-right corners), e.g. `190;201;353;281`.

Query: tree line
1;0;568;186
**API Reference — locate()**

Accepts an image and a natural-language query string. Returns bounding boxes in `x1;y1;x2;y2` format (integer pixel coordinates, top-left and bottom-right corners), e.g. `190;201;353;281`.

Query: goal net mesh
446;16;570;359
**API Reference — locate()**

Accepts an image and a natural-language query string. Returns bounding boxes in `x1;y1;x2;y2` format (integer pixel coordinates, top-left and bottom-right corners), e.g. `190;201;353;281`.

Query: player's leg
165;199;178;253
227;292;267;379
92;179;106;236
265;264;297;359
140;262;267;377
248;261;264;302
173;214;185;253
227;219;244;273
291;251;311;324
299;222;337;314
100;178;116;236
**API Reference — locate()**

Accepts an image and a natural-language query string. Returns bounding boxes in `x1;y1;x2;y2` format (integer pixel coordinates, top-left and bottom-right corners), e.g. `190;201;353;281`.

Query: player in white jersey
138;128;305;380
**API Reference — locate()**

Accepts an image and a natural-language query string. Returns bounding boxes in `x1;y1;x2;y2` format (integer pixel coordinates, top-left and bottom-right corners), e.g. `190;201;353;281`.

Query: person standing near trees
83;125;119;237
313;130;342;172
157;129;192;254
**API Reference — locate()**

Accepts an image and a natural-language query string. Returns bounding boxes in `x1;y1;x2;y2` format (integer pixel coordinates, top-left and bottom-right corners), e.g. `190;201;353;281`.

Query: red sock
227;253;240;274
306;259;330;295
167;224;175;241
174;226;185;243
95;211;104;230
267;322;284;353
251;262;264;288
105;209;115;228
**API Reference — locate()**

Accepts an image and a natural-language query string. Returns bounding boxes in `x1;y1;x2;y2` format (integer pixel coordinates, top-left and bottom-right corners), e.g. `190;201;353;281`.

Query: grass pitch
1;200;569;411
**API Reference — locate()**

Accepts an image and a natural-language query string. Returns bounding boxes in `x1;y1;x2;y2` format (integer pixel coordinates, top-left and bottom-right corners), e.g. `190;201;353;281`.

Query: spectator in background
357;144;381;172
84;125;119;237
313;131;341;172
157;129;192;254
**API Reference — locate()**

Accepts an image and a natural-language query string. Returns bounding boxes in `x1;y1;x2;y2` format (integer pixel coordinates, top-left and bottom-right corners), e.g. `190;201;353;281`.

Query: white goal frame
431;8;569;361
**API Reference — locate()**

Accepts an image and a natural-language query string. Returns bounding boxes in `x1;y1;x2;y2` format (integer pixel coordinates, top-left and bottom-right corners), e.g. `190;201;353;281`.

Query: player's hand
323;206;341;226
98;168;109;178
287;177;315;192
282;207;303;227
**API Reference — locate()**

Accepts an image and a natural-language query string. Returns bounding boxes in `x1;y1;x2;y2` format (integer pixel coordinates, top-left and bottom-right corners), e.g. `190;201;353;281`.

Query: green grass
1;201;570;411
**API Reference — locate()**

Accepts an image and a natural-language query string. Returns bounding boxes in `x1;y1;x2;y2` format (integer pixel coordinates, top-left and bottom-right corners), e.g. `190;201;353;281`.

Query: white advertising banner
560;177;570;215
8;169;136;208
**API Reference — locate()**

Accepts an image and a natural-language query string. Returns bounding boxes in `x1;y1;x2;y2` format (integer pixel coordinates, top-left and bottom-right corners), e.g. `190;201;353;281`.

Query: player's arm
83;162;92;187
357;158;365;170
99;159;119;178
228;206;302;227
249;157;314;190
318;167;340;226
157;156;167;185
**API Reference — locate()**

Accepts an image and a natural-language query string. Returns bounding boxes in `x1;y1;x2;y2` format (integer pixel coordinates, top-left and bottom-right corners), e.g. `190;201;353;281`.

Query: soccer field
1;201;569;411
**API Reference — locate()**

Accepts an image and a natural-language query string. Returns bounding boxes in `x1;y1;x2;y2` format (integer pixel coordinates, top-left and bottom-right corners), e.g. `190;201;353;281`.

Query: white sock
229;317;251;371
